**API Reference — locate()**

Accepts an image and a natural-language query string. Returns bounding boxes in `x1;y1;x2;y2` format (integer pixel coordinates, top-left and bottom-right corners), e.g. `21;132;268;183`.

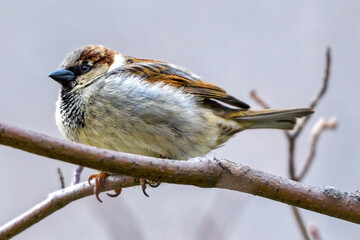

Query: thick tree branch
1;122;360;236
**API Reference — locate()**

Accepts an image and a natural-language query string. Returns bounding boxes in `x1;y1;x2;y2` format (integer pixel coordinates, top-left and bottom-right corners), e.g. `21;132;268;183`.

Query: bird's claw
148;181;161;188
88;172;122;202
140;178;150;197
139;179;161;197
107;188;122;198
88;174;158;201
88;172;108;202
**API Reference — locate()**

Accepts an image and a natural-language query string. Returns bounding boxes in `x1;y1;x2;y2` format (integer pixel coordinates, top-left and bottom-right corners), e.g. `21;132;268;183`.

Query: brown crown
79;45;115;65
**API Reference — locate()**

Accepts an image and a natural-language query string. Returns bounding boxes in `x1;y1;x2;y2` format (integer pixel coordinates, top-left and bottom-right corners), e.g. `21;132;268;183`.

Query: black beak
48;68;75;86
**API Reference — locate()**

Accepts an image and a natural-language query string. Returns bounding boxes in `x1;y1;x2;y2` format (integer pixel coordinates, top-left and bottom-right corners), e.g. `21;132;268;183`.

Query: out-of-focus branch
250;90;270;109
296;117;338;180
0;175;137;240
287;48;332;180
0;121;360;240
292;207;310;240
250;48;333;240
250;89;311;239
71;165;84;185
308;222;322;240
291;47;331;139
57;167;65;189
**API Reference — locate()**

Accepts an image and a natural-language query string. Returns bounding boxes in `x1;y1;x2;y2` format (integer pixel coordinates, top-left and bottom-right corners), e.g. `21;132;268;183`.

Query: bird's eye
80;64;91;73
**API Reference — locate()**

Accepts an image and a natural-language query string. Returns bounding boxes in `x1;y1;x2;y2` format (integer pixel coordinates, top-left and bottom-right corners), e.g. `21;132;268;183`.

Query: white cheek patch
108;54;126;72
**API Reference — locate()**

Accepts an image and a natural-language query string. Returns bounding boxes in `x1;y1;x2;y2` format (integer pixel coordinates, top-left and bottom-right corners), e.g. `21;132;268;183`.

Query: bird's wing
107;59;250;109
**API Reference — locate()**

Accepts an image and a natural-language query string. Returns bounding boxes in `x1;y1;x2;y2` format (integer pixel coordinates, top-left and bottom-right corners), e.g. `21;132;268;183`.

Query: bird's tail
233;108;313;130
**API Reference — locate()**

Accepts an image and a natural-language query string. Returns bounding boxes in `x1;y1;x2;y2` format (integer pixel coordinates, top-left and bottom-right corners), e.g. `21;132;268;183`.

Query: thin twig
292;207;310;240
72;165;84;185
288;137;296;179
286;48;331;240
250;88;308;239
250;48;333;240
57;167;65;189
291;47;331;139
287;48;333;181
0;175;137;240
296;117;338;180
250;90;270;109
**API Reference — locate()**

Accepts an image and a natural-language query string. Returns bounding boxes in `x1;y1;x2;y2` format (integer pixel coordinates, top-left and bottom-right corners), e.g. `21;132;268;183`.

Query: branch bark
1;121;360;239
0;175;137;239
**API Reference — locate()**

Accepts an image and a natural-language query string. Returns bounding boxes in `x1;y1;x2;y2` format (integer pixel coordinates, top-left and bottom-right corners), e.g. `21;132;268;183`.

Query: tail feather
233;108;313;130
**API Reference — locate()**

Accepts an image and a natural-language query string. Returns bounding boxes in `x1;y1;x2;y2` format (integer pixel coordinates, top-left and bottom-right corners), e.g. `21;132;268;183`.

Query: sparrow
49;45;313;201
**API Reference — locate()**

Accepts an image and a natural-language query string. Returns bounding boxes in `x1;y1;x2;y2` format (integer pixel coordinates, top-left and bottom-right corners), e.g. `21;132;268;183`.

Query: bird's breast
56;74;227;159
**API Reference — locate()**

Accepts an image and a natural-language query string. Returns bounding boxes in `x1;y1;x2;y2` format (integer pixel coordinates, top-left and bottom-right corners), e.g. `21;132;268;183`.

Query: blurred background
1;1;359;239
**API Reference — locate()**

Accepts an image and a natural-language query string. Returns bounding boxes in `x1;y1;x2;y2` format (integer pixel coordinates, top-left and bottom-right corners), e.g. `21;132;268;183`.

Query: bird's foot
148;180;161;188
88;172;122;202
139;179;161;197
107;188;122;198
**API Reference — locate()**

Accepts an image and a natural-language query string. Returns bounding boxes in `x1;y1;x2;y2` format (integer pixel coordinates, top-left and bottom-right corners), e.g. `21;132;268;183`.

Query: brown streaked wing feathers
107;59;250;110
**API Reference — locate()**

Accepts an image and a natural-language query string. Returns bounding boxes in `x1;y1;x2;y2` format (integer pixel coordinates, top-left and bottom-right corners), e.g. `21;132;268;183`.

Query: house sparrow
49;45;313;201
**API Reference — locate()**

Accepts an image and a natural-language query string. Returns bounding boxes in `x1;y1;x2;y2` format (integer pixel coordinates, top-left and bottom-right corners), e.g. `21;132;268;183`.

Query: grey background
0;1;359;239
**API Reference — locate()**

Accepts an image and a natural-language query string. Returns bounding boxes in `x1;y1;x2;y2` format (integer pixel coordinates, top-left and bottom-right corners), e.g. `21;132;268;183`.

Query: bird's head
49;45;125;91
